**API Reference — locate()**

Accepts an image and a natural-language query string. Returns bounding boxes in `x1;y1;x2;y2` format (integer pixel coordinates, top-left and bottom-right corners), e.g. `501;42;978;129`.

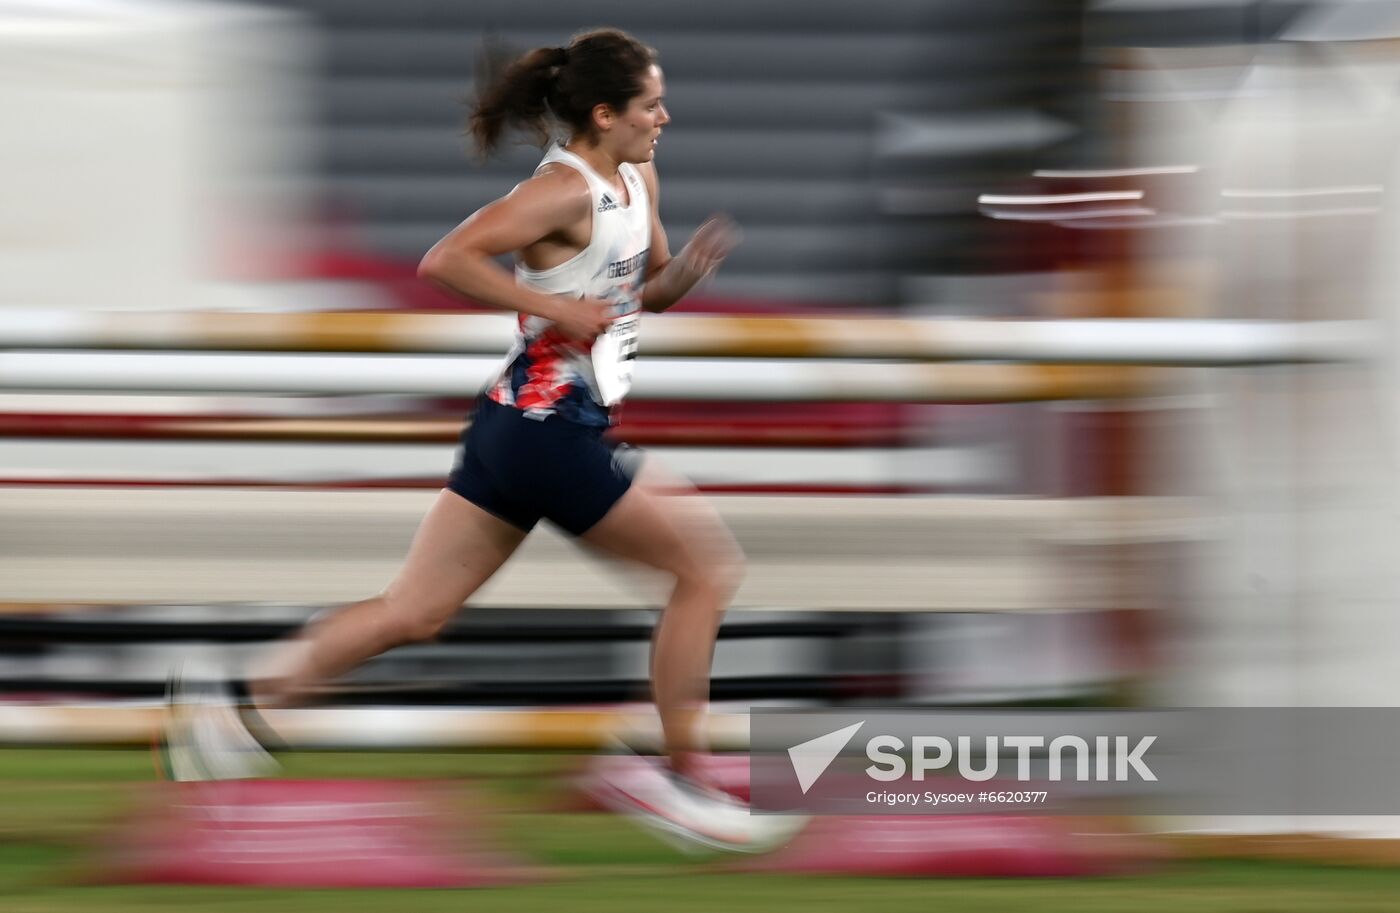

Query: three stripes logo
597;193;619;213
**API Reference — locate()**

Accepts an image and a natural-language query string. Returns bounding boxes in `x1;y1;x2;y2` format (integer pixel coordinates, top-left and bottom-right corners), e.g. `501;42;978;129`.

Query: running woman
165;27;799;853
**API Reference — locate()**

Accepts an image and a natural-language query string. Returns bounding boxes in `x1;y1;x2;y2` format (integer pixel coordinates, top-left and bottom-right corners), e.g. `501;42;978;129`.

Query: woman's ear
591;103;615;133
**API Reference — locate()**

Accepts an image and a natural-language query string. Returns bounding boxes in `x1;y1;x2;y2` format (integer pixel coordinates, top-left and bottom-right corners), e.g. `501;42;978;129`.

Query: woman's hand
641;214;741;313
552;296;615;343
671;215;741;288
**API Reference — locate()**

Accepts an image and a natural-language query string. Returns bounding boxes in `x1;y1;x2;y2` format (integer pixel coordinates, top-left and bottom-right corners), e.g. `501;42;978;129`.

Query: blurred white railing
0;350;1151;401
0;310;1373;363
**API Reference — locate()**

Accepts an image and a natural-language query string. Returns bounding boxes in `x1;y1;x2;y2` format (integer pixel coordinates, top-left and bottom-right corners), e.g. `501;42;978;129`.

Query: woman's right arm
417;171;613;342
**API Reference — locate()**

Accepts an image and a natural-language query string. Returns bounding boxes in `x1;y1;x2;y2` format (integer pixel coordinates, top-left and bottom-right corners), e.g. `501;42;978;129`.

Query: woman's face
607;65;669;164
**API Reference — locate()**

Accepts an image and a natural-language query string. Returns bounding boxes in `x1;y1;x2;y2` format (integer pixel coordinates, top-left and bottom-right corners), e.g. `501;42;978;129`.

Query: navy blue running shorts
446;396;641;535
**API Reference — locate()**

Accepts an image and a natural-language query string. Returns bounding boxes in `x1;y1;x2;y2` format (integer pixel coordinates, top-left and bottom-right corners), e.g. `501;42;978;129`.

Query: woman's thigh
381;488;529;615
580;456;742;579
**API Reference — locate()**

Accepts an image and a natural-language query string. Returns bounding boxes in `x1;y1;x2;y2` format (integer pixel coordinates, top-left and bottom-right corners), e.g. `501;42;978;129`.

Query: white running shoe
586;750;808;855
161;668;278;782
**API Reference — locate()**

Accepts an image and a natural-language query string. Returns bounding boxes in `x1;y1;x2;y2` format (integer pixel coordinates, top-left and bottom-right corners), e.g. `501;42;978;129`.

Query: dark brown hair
469;28;657;157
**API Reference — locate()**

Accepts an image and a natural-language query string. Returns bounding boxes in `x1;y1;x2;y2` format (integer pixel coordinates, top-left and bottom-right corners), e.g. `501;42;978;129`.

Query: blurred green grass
3;747;1400;912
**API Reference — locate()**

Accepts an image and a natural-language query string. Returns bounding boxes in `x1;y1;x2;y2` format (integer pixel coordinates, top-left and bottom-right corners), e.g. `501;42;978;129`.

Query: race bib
592;310;640;406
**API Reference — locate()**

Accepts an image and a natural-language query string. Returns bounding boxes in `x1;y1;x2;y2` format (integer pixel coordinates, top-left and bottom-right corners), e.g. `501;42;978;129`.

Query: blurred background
6;0;1400;904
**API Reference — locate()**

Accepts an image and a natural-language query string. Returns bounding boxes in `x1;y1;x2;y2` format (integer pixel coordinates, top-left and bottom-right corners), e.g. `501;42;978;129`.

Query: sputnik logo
787;721;864;794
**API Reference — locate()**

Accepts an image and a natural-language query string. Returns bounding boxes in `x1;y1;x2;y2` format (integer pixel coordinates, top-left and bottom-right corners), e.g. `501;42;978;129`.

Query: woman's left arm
638;163;739;313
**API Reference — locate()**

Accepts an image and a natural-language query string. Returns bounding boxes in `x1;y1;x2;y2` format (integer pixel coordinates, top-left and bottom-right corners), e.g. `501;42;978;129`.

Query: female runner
168;27;796;853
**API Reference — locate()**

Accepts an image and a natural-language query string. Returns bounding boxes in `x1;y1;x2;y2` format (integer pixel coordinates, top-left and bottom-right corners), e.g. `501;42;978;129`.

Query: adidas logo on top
597;193;618;212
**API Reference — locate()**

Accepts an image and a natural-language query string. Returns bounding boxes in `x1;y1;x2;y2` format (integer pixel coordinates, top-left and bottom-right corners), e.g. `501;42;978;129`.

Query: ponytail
469;44;568;157
467;29;657;159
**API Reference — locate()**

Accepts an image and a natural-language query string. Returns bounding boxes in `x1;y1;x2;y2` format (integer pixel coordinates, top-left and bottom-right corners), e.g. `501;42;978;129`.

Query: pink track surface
97;779;537;888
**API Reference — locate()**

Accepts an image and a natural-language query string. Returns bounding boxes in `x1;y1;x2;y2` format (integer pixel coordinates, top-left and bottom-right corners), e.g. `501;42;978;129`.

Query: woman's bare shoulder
516;162;591;209
476;163;591;231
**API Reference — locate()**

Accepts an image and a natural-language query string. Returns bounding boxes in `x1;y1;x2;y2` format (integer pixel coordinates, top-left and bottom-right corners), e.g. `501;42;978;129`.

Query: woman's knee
713;539;746;600
675;536;746;604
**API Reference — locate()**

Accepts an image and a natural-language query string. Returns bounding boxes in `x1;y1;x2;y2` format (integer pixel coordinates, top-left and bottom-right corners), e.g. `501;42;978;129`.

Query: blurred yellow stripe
0;704;747;750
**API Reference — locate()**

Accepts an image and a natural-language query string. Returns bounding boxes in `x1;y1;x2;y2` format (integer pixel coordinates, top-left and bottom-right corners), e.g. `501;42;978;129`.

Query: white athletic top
487;144;651;422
